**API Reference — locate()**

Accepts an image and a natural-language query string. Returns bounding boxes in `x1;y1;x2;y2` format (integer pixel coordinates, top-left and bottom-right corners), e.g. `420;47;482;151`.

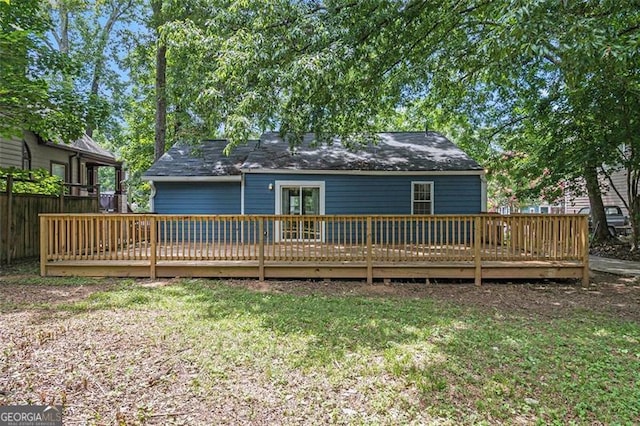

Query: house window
51;162;67;182
22;142;31;170
275;181;325;241
412;181;433;214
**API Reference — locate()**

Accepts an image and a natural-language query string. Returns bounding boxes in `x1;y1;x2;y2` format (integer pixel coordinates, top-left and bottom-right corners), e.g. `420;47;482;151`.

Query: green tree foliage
119;94;156;210
46;0;140;139
115;0;222;207
159;0;638;243
475;2;640;243
0;167;63;195
0;0;86;141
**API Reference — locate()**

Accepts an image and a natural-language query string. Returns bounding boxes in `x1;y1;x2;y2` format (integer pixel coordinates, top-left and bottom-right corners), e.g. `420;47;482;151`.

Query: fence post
150;215;157;279
366;216;373;284
258;217;265;281
40;215;47;276
58;185;65;213
474;216;482;286
5;175;13;265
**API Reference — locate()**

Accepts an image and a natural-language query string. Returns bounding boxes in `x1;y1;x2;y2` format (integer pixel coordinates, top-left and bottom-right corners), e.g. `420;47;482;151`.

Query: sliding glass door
276;182;324;241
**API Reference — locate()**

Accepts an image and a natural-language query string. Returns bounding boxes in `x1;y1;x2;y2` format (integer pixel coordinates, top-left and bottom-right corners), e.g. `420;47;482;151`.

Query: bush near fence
0;174;99;265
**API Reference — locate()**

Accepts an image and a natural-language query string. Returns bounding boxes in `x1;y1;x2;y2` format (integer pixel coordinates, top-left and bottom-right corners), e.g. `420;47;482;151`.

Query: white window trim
411;181;434;214
274;180;326;242
480;174;487;212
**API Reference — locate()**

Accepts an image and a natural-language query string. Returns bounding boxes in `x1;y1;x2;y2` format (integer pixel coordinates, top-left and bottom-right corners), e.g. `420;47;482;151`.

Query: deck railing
40;214;589;284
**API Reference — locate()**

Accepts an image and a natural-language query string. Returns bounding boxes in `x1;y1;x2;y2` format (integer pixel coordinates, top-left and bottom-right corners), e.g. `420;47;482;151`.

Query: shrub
0;167;63;195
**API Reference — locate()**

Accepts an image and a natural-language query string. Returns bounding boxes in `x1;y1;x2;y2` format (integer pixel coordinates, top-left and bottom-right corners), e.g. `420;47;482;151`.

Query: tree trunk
630;192;640;250
624;105;639;250
585;164;611;242
154;42;167;161
85;2;130;137
60;4;69;54
152;0;167;161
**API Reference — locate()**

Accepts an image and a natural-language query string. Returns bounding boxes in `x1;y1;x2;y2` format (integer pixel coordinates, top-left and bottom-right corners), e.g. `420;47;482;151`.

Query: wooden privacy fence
1;176;99;264
40;214;589;285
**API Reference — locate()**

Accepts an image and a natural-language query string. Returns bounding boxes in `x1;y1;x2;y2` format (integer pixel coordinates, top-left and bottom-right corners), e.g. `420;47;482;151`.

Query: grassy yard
1;265;639;425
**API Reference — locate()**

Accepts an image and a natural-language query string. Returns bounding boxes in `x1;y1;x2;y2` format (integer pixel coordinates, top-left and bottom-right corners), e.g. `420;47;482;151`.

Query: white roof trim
241;169;485;176
142;175;241;182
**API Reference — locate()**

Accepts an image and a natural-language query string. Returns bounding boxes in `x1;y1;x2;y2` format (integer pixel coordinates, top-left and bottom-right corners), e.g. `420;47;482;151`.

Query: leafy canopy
0;0;87;142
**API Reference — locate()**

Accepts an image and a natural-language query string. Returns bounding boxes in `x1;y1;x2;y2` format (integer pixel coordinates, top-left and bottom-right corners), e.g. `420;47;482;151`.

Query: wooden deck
39;214;590;285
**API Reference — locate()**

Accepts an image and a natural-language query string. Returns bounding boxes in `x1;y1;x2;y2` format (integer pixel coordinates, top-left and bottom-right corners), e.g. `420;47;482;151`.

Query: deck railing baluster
38;213;589;286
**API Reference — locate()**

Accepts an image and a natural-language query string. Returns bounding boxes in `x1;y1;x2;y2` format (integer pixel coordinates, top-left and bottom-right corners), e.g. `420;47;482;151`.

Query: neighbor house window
412;181;433;214
51;162;67;182
22;141;31;170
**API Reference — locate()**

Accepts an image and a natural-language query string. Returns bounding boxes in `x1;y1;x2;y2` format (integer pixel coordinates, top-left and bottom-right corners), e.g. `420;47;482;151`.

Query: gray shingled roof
143;132;482;178
71;134;117;160
41;133;119;165
144;140;256;177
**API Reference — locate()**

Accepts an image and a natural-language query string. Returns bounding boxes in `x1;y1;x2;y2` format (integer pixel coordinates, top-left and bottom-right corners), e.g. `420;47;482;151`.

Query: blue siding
244;174;482;215
153;174;481;244
153;182;241;214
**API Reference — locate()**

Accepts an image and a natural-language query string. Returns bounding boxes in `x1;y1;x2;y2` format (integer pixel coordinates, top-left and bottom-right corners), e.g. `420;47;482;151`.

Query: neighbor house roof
39;132;120;166
71;134;117;162
143;131;483;180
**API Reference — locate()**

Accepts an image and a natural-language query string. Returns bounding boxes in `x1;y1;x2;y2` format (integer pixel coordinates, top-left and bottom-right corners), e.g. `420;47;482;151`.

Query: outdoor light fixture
268;183;274;190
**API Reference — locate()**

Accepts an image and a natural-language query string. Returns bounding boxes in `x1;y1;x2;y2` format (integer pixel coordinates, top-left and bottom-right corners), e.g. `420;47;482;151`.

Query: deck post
259;217;265;281
474;216;482;286
40;215;47;276
366;216;373;284
150;215;157;279
581;216;590;287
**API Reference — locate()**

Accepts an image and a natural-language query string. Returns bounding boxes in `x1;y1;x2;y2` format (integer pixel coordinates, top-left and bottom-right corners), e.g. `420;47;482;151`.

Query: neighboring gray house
143;132;487;228
0;130;126;211
565;169;630;215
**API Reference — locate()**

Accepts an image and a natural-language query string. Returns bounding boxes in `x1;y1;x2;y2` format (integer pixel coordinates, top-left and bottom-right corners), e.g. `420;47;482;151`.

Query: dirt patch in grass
0;281;117;307
227;272;640;321
2;271;639;321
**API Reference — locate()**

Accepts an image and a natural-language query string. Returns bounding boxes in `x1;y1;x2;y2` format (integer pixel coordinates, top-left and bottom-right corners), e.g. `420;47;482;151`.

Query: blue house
142;132;486;241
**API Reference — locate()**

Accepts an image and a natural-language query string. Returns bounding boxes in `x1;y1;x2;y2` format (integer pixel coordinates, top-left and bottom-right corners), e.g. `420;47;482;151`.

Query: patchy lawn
1;264;639;425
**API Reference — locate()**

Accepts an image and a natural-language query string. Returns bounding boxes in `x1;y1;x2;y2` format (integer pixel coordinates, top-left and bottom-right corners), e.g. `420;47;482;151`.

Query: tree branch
487;115;528;140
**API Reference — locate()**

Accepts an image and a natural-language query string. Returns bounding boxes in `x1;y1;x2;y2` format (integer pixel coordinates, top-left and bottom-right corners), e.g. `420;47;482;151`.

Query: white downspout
480;173;487;213
240;173;245;215
240;173;245;243
148;181;156;212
